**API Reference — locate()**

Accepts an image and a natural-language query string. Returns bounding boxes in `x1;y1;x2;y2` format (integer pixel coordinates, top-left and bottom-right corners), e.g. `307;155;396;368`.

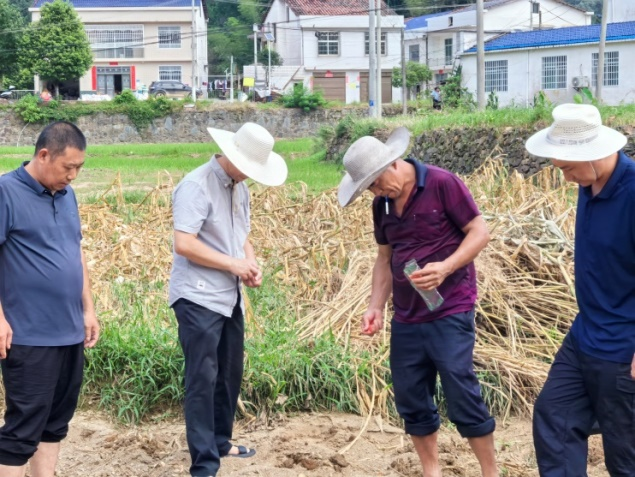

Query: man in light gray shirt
169;122;287;477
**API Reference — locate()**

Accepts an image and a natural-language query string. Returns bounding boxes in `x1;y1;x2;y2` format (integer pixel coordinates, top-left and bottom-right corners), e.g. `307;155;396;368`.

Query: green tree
8;0;30;22
208;16;255;74
19;0;92;97
392;61;432;98
0;0;25;87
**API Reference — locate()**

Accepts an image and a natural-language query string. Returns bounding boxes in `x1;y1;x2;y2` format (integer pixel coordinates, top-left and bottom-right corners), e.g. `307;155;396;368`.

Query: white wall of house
461;40;635;107
608;0;635;23
406;0;591;78
31;6;207;95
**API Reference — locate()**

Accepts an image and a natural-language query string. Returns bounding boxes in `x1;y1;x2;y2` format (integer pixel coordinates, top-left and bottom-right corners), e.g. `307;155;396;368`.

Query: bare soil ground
28;412;607;477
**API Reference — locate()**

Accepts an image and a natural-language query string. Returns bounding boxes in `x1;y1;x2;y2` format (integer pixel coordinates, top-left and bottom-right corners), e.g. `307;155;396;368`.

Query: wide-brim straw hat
208;123;288;186
525;103;626;161
338;127;411;207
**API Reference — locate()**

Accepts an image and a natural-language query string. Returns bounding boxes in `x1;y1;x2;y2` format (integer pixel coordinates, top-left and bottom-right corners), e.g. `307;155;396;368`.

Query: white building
460;21;635;107
607;0;635;23
253;0;404;104
31;0;208;97
405;0;592;86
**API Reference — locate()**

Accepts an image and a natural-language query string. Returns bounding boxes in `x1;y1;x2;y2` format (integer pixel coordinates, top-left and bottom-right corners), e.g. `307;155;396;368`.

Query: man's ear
34;148;50;163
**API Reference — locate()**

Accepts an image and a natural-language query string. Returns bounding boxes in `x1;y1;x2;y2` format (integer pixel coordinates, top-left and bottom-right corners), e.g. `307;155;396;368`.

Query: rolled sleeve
440;173;481;230
172;181;209;235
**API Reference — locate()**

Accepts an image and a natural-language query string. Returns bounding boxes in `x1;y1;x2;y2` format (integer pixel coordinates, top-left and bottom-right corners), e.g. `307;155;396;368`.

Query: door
312;72;346;102
360;71;392;104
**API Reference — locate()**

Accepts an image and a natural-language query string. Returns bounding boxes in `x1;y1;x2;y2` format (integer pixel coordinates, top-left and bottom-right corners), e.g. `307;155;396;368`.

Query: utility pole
191;0;197;104
376;0;382;119
230;55;234;103
401;27;407;115
368;0;376;117
596;0;609;102
253;23;259;101
476;0;485;110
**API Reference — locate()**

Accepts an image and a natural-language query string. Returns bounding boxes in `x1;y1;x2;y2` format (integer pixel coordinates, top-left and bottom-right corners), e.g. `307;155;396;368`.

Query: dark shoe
223;445;256;458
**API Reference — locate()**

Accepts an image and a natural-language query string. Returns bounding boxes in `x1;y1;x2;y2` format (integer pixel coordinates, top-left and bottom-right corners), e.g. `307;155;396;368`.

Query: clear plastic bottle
403;259;444;311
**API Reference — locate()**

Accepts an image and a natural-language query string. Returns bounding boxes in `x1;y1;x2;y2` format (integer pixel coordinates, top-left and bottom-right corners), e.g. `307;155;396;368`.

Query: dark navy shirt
0;163;84;346
373;160;481;323
571;150;635;363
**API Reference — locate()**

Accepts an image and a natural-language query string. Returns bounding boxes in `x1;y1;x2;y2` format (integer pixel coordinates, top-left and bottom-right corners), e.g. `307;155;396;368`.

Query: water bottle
403;259;444;311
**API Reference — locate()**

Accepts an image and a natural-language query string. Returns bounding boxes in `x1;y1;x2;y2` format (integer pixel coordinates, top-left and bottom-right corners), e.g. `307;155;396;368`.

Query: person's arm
411;214;490;290
81;249;100;348
362;244;393;336
631;352;634;379
174;231;259;282
0;302;12;359
242;238;262;288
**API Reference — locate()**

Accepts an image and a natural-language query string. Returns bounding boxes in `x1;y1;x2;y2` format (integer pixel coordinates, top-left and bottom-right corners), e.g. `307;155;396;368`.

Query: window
85;24;144;58
448;16;453;27
542;55;567;89
485;60;508;92
532;2;540;14
159;66;182;81
409;44;420;62
365;32;387;56
444;38;453;65
317;32;339;55
159;26;181;49
592;51;619;87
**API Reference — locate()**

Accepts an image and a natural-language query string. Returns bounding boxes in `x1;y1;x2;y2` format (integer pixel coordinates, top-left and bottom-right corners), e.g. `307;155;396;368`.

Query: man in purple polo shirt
338;127;498;477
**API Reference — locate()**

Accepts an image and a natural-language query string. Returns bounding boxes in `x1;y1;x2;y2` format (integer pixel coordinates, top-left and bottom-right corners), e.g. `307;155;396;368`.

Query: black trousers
533;333;635;476
173;296;244;477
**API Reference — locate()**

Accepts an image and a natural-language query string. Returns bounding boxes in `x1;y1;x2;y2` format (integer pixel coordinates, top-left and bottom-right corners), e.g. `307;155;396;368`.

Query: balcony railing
92;47;144;59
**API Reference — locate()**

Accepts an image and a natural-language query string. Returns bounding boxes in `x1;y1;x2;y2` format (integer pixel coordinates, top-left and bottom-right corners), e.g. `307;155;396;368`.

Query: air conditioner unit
572;76;590;89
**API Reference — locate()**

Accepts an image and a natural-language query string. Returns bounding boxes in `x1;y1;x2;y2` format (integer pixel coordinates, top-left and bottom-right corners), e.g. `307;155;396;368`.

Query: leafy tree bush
440;66;475;109
112;90;138;105
0;0;24;86
19;0;92;97
281;86;327;112
486;91;499;110
392;61;432;98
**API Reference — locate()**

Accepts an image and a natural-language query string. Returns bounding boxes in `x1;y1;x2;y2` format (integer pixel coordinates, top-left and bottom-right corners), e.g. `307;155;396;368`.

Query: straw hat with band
207;122;288;186
525;104;626;162
338;127;411;207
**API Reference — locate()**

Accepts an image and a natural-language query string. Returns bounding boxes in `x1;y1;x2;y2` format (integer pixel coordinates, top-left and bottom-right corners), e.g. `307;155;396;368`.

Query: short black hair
34;121;86;159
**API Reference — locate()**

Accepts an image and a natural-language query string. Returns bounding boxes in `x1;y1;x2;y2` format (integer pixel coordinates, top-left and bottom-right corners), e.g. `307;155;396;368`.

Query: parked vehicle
148;81;202;99
0;86;15;99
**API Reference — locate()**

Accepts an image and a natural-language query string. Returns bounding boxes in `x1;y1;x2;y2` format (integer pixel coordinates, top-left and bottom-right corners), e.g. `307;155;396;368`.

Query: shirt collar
405;157;428;189
15;161;67;196
583;150;628;200
211;154;235;189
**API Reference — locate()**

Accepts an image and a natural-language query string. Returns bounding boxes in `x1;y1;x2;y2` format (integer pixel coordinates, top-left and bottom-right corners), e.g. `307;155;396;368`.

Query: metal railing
2;90;36;100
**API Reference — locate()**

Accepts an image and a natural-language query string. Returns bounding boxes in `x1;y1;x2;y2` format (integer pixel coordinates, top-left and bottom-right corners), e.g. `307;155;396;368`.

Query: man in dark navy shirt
338;128;497;477
526;104;635;476
0;121;99;477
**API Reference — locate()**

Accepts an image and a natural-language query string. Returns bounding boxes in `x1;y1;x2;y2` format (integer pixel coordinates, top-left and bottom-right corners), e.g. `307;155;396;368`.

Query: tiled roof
455;0;588;14
463;21;635;53
33;0;200;8
284;0;395;16
405;11;447;31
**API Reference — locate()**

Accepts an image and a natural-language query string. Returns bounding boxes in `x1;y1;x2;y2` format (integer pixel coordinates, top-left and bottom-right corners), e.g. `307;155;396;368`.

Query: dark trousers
533;333;635;477
390;310;495;438
173;296;244;477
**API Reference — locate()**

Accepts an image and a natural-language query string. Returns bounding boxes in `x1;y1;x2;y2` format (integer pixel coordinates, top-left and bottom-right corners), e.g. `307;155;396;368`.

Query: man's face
38;147;85;192
368;163;402;199
551;159;596;187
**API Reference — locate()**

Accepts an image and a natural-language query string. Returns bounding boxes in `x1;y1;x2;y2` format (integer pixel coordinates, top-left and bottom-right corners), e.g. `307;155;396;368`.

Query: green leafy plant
440;66;475;110
112;89;138;105
486;90;499;110
573;86;597;105
532;90;554;122
281;86;327;112
392;61;433;99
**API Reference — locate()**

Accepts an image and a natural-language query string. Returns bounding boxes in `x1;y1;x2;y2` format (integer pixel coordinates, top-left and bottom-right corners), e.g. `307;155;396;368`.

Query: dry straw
81;153;577;423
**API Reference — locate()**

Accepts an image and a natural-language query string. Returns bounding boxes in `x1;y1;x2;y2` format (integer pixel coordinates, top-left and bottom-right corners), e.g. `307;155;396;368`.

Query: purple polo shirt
373;160;481;324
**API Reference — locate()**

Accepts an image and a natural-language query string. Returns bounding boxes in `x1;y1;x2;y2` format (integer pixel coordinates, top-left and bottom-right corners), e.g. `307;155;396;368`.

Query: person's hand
409;261;452;290
243;267;263;288
231;258;260;282
631;353;635;380
0;317;12;359
84;311;100;349
361;308;384;336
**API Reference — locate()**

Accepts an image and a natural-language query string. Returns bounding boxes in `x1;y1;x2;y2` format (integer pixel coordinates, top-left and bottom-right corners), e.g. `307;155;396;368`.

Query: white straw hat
525;103;626;161
338;127;411;207
207;123;288;186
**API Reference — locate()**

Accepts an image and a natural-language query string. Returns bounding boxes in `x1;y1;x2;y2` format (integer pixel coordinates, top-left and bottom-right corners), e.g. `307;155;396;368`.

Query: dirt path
33;412;607;476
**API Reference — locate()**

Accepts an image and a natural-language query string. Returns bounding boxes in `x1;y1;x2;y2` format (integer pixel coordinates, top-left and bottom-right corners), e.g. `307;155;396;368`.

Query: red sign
109;62;119;66
325;70;333;78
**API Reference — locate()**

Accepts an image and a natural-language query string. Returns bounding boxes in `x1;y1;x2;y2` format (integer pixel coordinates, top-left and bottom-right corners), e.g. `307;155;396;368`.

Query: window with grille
592;51;619;87
159;26;181;49
409;44;420;62
542;55;567;89
159;66;182;81
445;38;453;65
317;32;339;56
485;60;508;92
365;32;387;55
85;24;144;59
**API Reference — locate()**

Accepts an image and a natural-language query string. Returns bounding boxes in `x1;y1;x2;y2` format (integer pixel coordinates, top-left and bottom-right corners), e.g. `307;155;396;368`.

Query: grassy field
0;138;342;198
